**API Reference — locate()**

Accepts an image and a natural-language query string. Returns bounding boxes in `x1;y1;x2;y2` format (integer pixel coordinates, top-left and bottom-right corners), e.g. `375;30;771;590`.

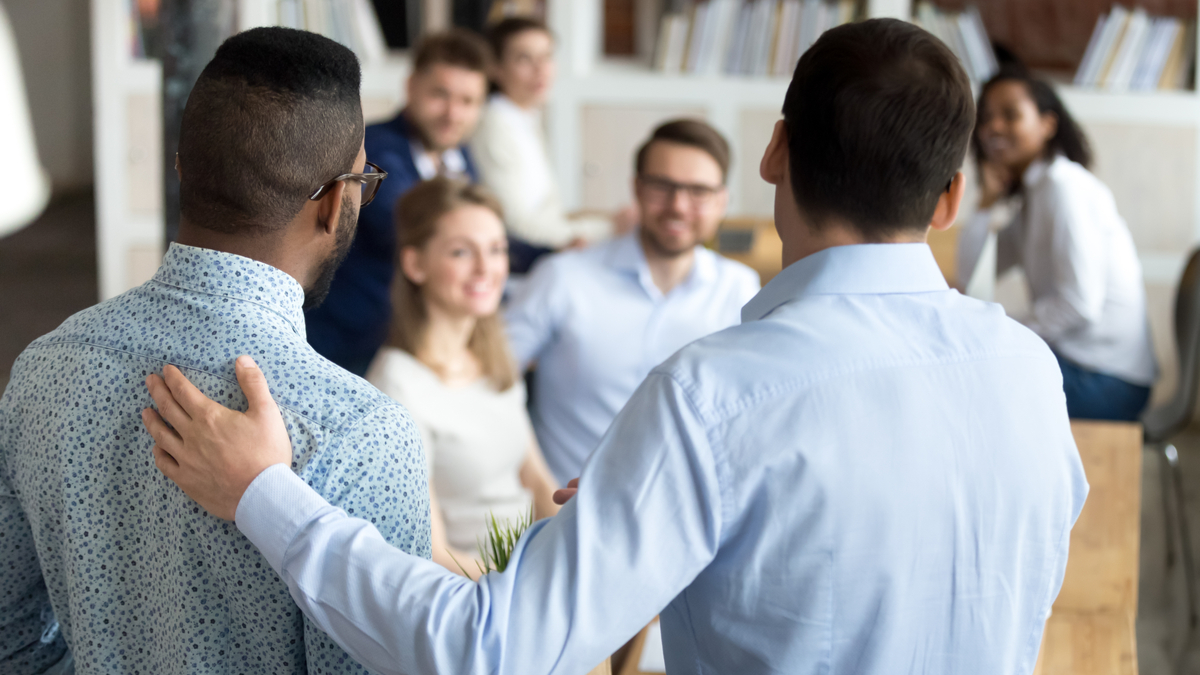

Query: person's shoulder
527;244;607;282
1039;155;1113;205
706;250;761;288
653;290;1058;421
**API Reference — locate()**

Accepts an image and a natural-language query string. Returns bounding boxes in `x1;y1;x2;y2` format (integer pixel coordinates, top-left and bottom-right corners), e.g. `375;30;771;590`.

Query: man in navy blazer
306;30;490;376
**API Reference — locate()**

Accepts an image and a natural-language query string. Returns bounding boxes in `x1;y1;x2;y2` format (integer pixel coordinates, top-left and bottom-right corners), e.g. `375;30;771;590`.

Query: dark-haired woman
957;69;1158;421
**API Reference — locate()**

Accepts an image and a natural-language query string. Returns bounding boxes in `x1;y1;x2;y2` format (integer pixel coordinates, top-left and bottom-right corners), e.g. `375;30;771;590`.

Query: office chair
1143;247;1200;635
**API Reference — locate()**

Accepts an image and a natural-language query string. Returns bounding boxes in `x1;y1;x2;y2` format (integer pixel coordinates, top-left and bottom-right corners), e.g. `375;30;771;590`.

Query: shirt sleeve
0;408;70;673
1024;185;1110;342
236;370;724;675
291;404;431;674
503;258;566;371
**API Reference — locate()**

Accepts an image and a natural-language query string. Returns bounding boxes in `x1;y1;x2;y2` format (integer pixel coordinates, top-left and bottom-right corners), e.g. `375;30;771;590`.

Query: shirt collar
152;243;308;336
605;230;719;290
1022;155;1057;189
409;137;468;181
742;243;950;322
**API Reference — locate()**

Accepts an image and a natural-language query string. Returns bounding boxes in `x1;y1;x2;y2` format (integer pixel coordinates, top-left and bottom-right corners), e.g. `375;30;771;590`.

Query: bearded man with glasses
0;28;427;675
504;119;761;486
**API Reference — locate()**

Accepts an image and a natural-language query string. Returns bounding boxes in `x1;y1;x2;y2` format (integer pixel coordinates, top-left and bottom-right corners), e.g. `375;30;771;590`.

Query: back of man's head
178;27;363;235
783;18;974;240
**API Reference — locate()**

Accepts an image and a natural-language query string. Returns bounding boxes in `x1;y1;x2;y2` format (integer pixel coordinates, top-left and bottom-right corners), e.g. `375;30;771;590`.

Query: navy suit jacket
305;112;479;375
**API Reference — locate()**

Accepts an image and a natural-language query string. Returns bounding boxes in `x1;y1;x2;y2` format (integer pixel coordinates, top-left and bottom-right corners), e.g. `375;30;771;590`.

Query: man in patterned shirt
0;28;429;674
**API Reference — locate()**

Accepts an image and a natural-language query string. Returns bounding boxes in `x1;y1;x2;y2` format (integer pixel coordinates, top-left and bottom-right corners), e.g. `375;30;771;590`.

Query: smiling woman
364;177;560;579
957;66;1158;421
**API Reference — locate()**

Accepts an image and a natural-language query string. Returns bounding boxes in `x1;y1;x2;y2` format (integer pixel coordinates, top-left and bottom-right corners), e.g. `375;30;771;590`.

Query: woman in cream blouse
470;17;617;256
366;177;559;578
957;67;1157;421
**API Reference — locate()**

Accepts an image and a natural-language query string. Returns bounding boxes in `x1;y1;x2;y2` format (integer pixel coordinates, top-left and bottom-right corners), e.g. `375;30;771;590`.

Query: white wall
6;0;94;193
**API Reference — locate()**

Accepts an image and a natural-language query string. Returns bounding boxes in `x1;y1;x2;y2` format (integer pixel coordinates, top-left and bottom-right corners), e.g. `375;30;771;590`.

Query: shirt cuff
235;464;332;572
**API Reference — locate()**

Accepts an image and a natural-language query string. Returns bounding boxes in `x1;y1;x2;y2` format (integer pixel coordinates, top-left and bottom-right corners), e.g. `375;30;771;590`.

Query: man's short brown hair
412;28;492;74
635;119;731;184
784;19;974;239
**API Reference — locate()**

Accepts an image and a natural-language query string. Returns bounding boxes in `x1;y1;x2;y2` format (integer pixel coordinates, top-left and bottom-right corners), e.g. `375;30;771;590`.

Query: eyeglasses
309;161;388;206
638;175;724;206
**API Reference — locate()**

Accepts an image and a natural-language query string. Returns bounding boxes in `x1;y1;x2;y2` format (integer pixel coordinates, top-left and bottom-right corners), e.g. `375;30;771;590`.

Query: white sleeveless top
366;347;534;551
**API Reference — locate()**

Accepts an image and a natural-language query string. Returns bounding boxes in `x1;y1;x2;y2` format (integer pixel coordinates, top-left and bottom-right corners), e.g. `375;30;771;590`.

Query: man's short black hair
179;27;364;235
783;18;974;240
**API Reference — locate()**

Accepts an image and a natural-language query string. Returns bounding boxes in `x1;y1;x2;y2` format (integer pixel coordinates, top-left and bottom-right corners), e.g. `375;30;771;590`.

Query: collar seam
148;278;303;336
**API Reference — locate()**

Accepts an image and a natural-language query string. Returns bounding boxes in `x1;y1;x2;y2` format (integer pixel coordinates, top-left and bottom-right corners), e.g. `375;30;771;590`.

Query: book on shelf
656;0;856;77
912;3;997;87
1074;5;1195;91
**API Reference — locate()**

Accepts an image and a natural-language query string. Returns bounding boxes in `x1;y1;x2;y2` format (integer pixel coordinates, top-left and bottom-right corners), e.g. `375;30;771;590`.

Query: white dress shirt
470;94;611;247
235;242;1088;675
957;154;1158;386
505;231;760;484
366;348;534;551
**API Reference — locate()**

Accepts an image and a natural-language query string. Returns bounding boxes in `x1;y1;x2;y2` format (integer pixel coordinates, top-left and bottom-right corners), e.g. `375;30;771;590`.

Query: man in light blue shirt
0;29;429;674
142;20;1088;675
506;119;760;484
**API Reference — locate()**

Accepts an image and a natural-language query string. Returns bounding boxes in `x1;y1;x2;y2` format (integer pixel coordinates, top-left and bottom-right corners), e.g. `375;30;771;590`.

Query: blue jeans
1055;352;1151;422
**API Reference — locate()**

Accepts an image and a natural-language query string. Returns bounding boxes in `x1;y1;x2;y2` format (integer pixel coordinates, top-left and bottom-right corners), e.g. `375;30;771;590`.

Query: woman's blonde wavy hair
387;177;517;391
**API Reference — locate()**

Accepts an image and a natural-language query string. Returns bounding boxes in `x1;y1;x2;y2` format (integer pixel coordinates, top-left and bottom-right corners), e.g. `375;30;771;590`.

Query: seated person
505;119;761;485
471;16;619;269
306;29;491;376
0;28;428;674
366;177;558;578
957;66;1158;421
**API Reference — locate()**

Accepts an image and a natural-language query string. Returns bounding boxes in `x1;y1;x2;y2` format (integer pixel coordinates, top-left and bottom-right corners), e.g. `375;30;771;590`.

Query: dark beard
639;224;691;259
303;194;357;310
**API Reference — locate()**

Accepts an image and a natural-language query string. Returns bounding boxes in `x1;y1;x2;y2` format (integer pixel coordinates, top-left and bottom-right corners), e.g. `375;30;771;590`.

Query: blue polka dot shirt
0;244;431;674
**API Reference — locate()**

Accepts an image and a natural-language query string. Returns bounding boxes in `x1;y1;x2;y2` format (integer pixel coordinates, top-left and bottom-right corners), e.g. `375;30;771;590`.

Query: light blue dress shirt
234;242;1089;675
505;231;760;484
0;244;429;674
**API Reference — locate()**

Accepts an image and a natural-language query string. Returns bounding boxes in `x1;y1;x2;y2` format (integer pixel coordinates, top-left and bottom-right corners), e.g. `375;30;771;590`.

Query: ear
760;120;789;186
316;179;347;237
929;171;966;233
400;245;427;285
175;153;182;181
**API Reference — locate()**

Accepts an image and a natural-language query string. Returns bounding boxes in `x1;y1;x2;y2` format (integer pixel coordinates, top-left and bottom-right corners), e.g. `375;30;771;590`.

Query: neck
176;222;311;289
503;92;539;111
639;231;696;295
777;217;925;269
416;301;478;376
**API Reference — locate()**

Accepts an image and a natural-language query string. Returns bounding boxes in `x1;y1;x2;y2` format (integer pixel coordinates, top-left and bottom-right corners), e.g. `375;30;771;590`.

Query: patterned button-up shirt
0;243;430;674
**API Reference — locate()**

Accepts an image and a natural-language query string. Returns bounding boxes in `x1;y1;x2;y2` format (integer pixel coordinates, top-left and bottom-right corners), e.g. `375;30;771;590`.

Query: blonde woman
365;177;559;578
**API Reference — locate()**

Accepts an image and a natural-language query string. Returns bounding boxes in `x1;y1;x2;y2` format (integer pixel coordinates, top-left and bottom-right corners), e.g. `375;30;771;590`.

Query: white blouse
957;154;1158;386
366;347;534;551
470;94;612;248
